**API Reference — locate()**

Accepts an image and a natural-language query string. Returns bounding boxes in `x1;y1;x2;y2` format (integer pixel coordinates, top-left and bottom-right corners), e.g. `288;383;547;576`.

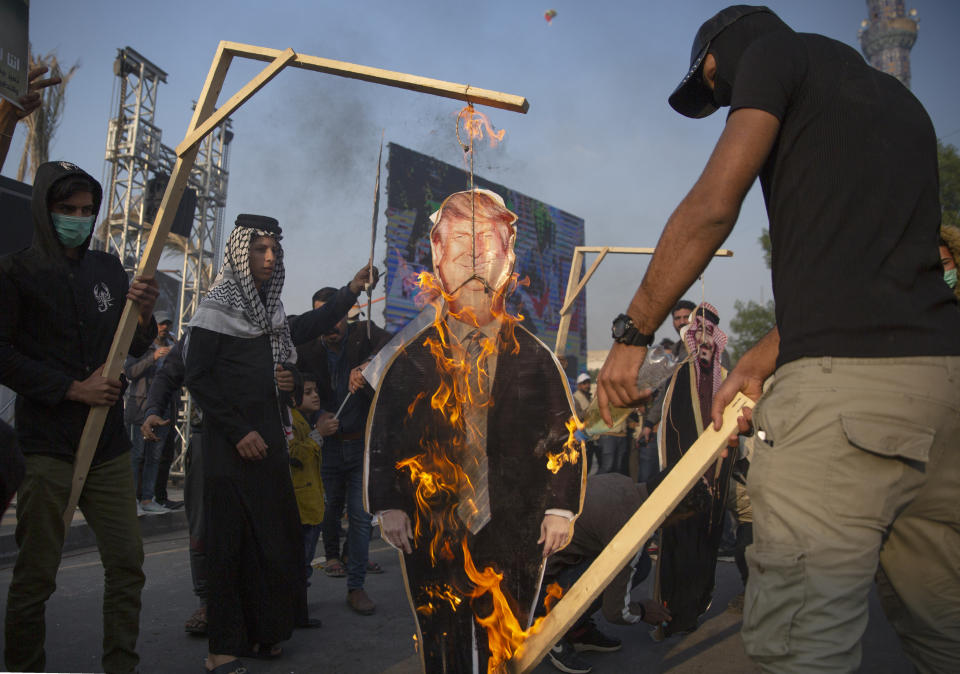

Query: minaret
858;0;919;88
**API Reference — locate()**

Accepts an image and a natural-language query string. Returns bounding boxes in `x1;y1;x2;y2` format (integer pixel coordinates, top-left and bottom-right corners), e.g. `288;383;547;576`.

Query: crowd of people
1;4;959;674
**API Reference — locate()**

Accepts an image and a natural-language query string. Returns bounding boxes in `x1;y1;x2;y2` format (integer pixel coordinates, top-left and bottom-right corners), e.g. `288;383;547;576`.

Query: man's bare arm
597;108;781;418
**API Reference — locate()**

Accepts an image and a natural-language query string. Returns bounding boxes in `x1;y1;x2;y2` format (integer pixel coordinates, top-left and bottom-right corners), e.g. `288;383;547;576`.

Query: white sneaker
139;500;169;515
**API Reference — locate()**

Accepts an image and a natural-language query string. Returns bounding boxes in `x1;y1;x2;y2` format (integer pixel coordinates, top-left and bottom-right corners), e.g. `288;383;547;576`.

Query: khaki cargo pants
743;356;960;673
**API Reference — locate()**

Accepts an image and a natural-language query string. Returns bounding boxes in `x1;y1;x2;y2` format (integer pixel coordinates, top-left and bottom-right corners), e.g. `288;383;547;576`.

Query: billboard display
383;143;586;372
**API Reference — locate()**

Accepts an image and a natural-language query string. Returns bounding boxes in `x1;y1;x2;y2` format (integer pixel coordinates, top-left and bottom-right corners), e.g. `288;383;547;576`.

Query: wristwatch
611;313;654;347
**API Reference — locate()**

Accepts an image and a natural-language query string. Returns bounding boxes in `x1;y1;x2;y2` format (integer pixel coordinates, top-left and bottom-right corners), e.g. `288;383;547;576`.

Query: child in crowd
289;374;326;583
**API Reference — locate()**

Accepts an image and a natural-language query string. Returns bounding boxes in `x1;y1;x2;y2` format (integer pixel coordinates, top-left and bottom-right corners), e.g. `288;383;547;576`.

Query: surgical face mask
51;213;95;248
945;268;958;289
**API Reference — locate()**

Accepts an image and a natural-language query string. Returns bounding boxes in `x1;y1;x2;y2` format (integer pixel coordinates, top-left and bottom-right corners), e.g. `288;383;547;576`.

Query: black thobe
184;327;304;654
657;360;733;636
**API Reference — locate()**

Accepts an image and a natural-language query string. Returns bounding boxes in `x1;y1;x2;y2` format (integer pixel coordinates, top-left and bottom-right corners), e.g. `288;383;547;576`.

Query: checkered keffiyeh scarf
684;302;727;396
188;225;295;367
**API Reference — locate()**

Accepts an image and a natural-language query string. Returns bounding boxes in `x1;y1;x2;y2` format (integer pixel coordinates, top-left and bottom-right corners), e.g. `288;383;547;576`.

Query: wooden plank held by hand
507;392;754;673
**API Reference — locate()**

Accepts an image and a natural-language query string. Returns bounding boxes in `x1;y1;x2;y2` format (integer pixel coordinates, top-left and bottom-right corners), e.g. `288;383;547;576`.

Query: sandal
324;559;347;577
204;658;248;673
366;560;384;574
185;605;207;635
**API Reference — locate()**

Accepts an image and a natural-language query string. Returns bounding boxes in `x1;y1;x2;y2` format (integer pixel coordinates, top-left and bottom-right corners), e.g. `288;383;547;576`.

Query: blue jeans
598;434;630;476
302;524;322;585
636;439;659;484
320;438;371;591
129;423;167;502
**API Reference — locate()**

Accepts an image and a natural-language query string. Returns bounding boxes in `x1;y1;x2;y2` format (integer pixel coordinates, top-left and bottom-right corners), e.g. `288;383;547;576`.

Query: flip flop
185;606;207;636
204;658;248;673
324;559;347;577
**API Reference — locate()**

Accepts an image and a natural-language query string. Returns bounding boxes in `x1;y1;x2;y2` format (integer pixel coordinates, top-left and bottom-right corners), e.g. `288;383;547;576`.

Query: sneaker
568;621;622;653
717;546;735;562
346;588;376;615
547;640;592;674
157;498;184;510
139;500;169;515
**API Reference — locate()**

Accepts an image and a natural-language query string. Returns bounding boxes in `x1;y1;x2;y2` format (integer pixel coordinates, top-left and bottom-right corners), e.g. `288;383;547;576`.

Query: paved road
0;528;913;673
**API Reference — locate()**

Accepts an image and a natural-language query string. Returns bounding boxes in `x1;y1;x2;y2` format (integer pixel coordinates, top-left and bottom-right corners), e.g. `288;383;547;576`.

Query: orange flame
543;582;564;614
546;415;585;474
461;542;567;671
458;105;506;148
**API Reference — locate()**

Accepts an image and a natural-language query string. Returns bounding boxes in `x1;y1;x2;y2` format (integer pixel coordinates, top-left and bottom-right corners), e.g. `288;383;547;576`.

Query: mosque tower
858;0;919;88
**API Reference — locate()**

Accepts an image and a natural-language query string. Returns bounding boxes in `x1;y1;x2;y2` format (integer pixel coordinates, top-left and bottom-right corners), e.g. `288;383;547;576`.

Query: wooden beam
553;249;584;354
508;393;754;673
63;44;235;529
552;245;735;355
175;48;296;156
220;41;529;114
559;247;608;316
572;246;733;257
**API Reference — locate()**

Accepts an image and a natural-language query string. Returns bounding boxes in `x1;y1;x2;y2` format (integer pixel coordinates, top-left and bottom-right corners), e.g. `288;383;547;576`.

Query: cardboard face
429;190;517;301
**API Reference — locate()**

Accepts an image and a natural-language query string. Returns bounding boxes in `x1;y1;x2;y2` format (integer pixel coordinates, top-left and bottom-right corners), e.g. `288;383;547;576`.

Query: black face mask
707;12;792;109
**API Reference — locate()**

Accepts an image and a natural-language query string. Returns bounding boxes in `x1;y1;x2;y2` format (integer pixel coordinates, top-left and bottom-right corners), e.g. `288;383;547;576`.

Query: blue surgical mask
51;213;95;248
945;268;958;289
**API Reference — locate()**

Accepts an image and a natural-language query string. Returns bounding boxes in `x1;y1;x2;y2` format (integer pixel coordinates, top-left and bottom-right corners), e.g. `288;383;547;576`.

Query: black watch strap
611;313;654;347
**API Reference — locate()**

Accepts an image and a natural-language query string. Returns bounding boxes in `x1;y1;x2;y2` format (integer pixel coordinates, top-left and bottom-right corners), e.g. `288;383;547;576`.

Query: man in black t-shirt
596;5;960;672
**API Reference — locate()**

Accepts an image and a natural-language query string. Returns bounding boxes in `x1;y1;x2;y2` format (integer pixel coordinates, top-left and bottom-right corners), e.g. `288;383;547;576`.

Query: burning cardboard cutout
365;189;584;673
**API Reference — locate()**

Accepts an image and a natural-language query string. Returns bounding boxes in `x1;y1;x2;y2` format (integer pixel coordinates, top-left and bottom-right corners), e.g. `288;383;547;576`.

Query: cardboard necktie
456;328;492;534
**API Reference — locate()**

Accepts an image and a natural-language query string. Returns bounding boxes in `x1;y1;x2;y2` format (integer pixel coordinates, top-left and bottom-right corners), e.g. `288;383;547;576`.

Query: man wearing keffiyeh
653;302;732;637
184;214;378;674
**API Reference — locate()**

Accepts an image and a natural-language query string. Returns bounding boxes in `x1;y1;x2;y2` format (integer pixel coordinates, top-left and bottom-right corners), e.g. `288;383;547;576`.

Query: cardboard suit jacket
366;320;584;624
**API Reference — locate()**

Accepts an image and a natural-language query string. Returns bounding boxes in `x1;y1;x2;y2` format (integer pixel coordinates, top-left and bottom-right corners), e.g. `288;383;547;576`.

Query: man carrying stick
598;6;960;672
0;161;159;673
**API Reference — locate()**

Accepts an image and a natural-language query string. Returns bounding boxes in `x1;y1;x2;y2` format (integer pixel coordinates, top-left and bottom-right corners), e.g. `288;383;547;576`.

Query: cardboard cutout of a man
365;189;584;673
655;302;732;636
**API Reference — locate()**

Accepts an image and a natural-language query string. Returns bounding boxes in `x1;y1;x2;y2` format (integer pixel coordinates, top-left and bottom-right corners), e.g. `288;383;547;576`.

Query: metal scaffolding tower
859;0;919;89
99;46;233;476
100;46;233;334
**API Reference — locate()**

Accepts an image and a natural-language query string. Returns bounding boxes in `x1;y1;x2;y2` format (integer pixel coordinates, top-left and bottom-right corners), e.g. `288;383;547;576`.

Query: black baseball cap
668;5;773;118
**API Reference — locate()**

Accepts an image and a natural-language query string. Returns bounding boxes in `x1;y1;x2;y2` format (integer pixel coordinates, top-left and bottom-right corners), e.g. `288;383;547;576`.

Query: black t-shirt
730;32;960;366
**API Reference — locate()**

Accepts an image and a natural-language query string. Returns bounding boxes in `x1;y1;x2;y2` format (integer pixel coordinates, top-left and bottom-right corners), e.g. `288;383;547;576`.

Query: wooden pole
220;42;529;113
508;392;754;673
63;42;529;528
559;247;608;316
552;246;734;356
553;249;584;354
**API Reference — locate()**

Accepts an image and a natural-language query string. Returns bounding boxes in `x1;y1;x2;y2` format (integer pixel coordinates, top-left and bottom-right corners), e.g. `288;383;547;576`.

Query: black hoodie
0;161;156;464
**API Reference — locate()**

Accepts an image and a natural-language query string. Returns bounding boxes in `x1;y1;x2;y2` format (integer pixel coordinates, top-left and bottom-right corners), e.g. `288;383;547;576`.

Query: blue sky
6;1;959;350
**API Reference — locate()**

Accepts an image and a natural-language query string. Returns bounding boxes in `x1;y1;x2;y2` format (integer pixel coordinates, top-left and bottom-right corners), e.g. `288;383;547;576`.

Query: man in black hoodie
597;5;960;672
0;161;159;673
